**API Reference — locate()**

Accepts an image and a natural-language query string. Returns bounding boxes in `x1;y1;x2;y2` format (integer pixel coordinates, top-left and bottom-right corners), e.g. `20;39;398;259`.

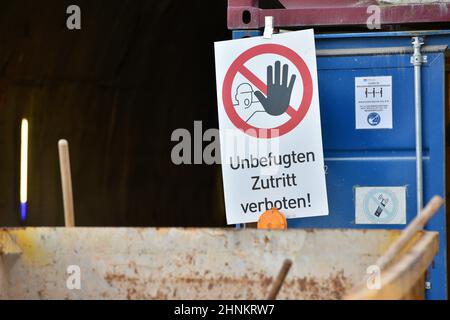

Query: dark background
0;0;229;227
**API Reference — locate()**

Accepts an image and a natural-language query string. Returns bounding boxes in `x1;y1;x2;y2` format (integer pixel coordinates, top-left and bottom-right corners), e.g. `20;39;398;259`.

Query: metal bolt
412;36;424;47
425;281;432;290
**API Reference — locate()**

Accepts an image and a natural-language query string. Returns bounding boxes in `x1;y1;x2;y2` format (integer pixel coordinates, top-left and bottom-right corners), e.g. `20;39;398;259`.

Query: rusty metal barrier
0;226;438;300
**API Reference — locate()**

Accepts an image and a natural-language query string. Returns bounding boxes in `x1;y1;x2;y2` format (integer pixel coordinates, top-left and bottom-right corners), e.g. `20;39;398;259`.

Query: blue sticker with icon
367;112;381;126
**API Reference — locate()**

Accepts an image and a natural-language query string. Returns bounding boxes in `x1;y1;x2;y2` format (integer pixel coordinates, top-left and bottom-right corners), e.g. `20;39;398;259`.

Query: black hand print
254;61;296;116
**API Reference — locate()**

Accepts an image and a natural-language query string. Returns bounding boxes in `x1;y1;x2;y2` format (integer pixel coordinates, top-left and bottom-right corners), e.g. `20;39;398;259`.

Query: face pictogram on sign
223;44;313;139
233;83;265;123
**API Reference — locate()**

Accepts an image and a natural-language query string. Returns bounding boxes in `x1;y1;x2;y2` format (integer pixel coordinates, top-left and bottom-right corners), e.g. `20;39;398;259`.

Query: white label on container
355;76;392;129
355;186;406;225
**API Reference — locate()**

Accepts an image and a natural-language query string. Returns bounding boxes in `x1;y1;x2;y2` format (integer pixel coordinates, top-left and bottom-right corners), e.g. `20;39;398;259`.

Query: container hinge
411;37;427;65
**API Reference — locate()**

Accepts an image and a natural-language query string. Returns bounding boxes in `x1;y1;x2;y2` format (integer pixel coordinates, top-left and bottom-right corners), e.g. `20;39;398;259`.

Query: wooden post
58;139;75;227
375;195;444;270
267;259;293;300
345;195;444;300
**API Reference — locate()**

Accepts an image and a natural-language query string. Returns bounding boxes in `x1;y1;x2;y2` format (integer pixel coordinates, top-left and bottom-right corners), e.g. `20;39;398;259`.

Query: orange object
257;208;288;230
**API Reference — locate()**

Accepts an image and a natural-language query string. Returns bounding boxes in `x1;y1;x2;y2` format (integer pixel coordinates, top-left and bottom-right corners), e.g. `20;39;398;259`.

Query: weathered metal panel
0;228;402;300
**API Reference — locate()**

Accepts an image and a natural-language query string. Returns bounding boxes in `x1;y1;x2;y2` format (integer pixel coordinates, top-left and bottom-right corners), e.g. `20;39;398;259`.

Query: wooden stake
267;259;293;300
345;195;444;300
375;195;444;271
58;139;75;227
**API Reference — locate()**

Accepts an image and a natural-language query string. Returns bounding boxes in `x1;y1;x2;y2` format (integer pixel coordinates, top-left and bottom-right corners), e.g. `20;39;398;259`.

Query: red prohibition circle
222;44;313;138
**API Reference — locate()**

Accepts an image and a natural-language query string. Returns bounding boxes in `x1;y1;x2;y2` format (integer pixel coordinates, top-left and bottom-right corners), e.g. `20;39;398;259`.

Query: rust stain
0;227;27;232
38;289;45;299
101;270;352;300
328;271;348;300
155;228;171;235
287;271;351;300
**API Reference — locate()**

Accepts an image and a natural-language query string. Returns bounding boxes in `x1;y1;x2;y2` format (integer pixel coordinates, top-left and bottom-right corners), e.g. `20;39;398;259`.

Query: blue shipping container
233;30;449;300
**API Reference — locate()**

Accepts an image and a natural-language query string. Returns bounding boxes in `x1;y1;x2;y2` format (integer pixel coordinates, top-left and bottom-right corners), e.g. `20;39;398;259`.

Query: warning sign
214;29;329;225
222;43;313;138
355;187;406;225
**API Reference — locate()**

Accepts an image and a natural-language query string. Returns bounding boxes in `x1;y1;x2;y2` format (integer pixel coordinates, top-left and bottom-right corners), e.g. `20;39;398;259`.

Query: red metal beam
228;0;450;29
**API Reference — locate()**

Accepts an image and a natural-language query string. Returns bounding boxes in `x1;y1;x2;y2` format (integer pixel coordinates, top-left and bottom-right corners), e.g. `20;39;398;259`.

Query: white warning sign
355;76;392;129
355;187;406;225
214;29;329;225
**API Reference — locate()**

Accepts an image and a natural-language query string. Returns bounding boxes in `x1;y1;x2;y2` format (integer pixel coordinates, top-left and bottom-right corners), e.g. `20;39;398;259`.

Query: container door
287;48;446;300
231;30;447;299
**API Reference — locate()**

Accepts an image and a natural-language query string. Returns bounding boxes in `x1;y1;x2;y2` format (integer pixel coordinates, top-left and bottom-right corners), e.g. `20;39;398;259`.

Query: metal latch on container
411;37;427;65
263;16;274;39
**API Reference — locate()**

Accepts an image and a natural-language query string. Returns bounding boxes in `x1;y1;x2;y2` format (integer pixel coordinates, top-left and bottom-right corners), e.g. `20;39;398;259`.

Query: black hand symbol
254;61;296;116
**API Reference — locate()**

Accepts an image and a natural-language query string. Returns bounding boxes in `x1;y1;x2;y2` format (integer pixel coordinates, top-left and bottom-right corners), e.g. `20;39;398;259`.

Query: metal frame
412;37;426;215
228;0;450;30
